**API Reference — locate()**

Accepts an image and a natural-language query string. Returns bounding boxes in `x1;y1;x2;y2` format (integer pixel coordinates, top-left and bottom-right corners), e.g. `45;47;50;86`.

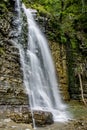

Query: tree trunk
78;73;87;106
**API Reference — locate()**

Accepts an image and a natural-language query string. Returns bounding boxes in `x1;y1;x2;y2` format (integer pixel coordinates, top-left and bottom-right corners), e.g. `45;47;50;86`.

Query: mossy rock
0;47;5;55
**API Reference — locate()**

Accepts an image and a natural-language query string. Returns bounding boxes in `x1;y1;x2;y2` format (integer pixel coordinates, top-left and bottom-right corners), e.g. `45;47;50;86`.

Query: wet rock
7;108;53;127
49;41;70;100
0;0;29;105
0;38;28;105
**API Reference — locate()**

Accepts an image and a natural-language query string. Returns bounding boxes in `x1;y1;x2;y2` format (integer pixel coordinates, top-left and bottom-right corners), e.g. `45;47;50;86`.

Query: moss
0;3;8;14
70;38;77;49
68;100;87;119
23;1;50;16
0;47;5;55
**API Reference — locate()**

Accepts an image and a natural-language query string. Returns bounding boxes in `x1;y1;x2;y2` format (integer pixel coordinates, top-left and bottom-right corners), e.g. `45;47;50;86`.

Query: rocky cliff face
49;42;70;100
0;0;87;105
66;43;87;100
37;14;87;102
0;0;28;105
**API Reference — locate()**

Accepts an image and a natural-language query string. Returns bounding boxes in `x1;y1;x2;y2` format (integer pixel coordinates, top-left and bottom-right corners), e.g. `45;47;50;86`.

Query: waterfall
14;0;69;123
21;4;69;122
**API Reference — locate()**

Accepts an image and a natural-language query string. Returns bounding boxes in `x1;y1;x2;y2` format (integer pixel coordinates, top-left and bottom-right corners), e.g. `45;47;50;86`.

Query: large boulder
7;106;53;127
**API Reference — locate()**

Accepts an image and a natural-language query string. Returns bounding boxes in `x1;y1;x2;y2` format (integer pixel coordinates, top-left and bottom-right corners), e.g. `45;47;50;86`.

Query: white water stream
15;0;69;125
21;4;69;122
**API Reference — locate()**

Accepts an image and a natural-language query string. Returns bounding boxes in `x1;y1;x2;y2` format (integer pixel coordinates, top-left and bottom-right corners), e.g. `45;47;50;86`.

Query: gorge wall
0;0;28;105
0;0;87;105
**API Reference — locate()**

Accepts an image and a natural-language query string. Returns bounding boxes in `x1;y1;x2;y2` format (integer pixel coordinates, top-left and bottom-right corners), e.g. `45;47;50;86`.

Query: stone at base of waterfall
8;111;54;127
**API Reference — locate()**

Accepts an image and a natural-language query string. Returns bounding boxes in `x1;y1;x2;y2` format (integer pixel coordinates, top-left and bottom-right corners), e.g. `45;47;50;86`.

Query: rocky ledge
0;105;53;127
8;111;53;127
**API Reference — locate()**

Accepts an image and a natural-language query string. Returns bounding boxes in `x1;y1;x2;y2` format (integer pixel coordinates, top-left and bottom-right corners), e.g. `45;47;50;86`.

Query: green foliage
22;0;87;47
70;39;77;49
0;47;5;55
0;3;8;13
61;34;67;44
22;0;61;16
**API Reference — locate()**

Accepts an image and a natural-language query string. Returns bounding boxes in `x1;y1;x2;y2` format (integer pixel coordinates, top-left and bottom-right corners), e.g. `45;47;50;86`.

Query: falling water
20;4;69;122
14;0;69;124
15;0;22;34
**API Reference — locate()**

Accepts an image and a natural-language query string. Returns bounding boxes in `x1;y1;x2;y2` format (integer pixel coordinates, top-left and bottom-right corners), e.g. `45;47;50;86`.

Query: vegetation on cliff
23;0;87;44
